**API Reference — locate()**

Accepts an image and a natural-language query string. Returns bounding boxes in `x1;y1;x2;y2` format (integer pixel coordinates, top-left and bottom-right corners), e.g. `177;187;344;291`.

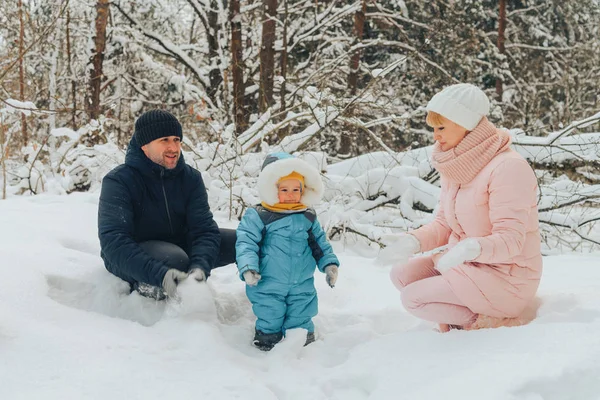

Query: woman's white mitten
436;238;481;273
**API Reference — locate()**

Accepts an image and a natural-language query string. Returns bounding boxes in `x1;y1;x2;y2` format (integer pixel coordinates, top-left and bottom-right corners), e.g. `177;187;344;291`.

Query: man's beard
150;152;179;169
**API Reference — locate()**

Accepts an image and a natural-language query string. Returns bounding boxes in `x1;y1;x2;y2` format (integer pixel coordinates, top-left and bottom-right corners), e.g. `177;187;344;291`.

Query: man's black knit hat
134;109;183;147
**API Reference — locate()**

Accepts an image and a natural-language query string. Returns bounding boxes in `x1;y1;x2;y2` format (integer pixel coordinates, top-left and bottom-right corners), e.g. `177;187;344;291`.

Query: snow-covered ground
2;193;600;400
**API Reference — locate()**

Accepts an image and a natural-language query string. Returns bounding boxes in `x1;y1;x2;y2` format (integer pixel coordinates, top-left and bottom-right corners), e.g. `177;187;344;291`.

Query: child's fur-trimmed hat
258;152;323;206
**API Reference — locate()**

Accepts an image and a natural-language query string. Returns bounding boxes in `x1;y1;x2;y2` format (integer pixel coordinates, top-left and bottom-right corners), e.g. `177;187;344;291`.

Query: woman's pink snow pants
390;256;476;325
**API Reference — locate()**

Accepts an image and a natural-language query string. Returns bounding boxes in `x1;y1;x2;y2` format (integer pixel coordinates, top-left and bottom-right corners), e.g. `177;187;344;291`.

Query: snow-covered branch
112;2;215;109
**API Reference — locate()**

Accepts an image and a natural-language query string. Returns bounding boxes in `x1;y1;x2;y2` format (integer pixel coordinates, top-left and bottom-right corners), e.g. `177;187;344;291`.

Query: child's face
277;179;302;203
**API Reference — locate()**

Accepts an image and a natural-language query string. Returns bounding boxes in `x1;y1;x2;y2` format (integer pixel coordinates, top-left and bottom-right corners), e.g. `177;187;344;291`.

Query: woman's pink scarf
431;117;512;184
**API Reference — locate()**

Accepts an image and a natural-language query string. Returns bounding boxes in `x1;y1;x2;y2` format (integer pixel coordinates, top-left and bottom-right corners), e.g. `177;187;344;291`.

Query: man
98;109;236;300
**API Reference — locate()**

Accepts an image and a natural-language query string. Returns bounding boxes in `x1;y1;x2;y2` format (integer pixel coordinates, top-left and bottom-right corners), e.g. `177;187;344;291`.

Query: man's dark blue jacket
98;135;220;287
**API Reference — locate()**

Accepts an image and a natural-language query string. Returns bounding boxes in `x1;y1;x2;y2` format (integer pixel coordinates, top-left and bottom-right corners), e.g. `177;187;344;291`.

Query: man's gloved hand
324;264;338;288
162;269;189;298
436;238;481;273
377;233;421;266
243;270;261;286
188;268;206;282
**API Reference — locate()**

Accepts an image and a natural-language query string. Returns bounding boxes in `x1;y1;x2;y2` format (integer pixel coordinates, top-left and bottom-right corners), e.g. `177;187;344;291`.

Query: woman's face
431;116;469;151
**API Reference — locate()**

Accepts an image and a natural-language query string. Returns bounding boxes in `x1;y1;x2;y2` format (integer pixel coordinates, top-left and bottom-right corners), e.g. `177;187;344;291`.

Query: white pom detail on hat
426;83;490;130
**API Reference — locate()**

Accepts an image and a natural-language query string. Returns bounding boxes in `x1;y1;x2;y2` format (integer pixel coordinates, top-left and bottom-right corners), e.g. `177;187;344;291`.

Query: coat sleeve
308;217;339;272
473;158;538;264
409;181;452;252
98;173;170;287
235;208;263;280
186;171;221;276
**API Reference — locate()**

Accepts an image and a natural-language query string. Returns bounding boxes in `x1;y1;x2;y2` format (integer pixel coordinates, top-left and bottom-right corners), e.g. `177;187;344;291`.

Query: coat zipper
160;169;174;235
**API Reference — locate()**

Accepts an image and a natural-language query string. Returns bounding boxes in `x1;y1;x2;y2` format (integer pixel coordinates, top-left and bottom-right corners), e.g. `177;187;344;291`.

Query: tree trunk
66;8;77;129
277;0;290;139
348;0;366;95
18;0;28;147
88;0;109;121
342;0;366;158
496;0;506;101
230;0;247;134
259;0;277;113
280;0;288;114
207;0;223;100
48;25;60;132
1;116;6;200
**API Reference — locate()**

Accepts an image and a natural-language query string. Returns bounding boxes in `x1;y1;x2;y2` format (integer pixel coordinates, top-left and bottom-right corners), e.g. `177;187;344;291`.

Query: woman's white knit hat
426;83;490;130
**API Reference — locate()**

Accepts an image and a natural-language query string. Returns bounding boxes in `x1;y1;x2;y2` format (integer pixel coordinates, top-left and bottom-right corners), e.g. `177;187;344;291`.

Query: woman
388;83;542;331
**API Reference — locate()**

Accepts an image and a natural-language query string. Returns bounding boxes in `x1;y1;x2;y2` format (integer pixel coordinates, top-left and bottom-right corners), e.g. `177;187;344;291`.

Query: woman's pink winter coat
410;149;542;318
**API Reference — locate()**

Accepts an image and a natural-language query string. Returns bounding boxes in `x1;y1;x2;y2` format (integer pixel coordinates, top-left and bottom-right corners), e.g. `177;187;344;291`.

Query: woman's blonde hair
425;111;445;127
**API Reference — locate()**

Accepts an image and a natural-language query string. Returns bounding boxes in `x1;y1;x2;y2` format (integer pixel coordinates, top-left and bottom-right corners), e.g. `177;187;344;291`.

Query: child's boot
304;332;316;346
253;329;283;351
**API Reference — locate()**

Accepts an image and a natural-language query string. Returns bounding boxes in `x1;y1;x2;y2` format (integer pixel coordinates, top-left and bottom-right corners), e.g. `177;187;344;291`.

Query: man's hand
436;238;481;273
243;270;261;286
324;264;338;288
162;269;189;297
188;268;206;282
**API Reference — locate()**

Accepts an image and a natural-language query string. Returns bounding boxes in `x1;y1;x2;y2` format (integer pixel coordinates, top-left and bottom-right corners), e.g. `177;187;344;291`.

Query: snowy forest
1;0;600;252
3;2;600;398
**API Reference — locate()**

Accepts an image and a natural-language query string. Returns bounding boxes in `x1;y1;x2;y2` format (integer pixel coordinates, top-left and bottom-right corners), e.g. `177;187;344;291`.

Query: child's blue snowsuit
236;205;339;334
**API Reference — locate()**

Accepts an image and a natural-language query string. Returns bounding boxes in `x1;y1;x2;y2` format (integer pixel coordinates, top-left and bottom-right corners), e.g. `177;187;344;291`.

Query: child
236;152;340;351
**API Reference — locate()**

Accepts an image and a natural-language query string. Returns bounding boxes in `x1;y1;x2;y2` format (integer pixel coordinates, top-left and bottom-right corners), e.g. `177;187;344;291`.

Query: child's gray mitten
324;264;338;288
162;269;189;297
243;270;261;286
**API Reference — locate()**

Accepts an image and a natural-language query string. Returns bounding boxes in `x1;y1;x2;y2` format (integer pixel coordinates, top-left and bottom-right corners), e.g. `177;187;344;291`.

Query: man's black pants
138;228;237;274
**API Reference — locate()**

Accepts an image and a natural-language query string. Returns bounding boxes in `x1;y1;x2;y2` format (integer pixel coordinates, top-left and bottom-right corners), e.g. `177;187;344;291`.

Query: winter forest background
1;0;600;253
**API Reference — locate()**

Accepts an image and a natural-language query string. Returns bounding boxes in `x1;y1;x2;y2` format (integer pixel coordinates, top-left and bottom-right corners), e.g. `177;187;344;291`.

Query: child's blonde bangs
426;111;444;127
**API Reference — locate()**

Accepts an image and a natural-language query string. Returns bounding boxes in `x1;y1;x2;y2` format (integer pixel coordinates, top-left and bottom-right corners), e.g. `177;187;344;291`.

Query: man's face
141;136;182;169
